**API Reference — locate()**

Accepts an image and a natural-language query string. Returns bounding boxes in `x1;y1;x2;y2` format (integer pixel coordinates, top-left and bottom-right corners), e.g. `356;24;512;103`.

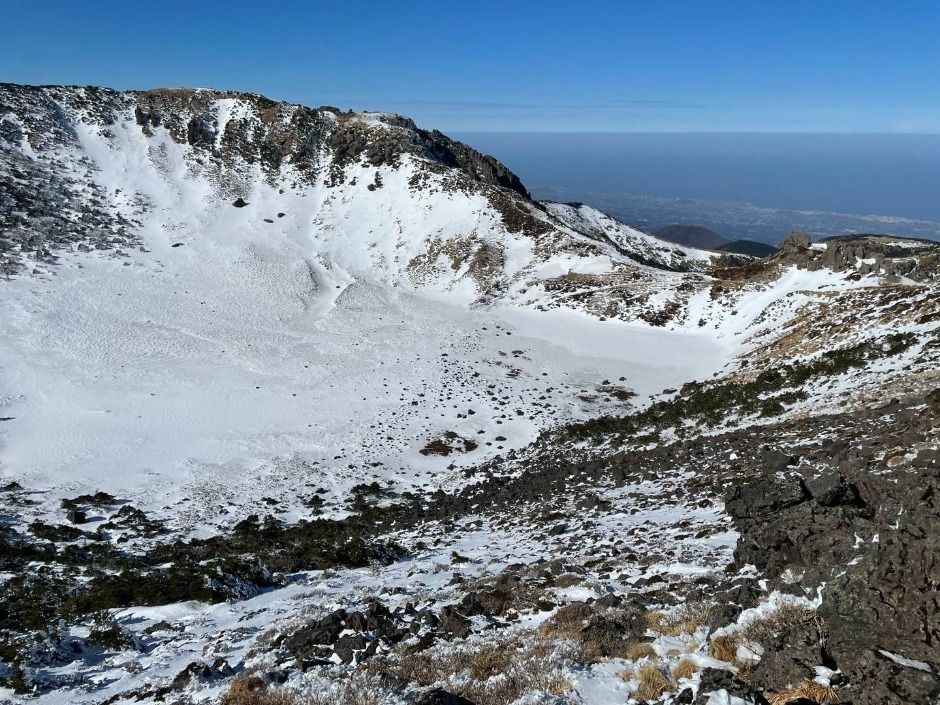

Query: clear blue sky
3;0;939;132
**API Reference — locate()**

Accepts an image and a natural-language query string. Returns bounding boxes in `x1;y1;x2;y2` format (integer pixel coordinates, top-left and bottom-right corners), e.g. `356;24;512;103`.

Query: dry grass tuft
366;633;573;705
633;663;674;702
539;604;591;641
767;678;839;705
220;673;385;705
538;604;644;664
221;677;300;705
671;658;698;681
644;610;667;634
578;631;642;664
644;602;713;637
552;573;584;588
739;602;822;646
623;641;657;661
707;634;740;663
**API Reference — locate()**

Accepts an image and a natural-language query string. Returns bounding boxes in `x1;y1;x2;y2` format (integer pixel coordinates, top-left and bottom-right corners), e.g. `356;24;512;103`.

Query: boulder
415;689;476;705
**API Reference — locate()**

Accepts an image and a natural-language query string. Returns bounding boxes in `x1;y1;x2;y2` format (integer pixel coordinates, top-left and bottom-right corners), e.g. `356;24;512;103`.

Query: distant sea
456;132;940;244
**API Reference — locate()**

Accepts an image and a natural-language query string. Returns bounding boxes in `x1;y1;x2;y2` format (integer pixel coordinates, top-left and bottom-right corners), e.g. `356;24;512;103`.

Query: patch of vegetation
86;614;133;651
767;679;839;705
633;663;673;701
537;602;647;664
222;672;384;705
645;602;714;637
28;521;94;543
0;500;405;690
367;633;573;705
0;526;56;571
99;505;164;537
671;657;698;681
560;334;917;444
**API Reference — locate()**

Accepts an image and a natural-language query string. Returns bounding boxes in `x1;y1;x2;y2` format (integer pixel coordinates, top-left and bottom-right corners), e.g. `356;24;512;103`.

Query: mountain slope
0;82;748;548
0;84;939;705
0;83;720;300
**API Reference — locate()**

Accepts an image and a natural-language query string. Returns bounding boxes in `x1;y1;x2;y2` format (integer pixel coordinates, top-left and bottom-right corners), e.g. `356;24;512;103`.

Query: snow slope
0;84;735;530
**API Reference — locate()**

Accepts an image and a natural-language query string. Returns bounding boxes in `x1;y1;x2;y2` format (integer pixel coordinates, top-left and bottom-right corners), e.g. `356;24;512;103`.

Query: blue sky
3;0;939;132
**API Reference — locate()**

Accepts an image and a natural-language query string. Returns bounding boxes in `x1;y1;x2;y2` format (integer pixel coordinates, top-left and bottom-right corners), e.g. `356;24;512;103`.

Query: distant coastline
458;132;940;243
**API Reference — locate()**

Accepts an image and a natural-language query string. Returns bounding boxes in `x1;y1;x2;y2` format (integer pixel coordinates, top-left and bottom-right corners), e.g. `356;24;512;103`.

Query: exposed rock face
415;689;477;705
692;668;768;705
776;230;940;281
326;115;529;197
725;392;940;705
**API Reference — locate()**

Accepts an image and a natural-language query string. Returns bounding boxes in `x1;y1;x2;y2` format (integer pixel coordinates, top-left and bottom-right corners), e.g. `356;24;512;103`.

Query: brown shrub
623;642;657;661
767;679;839;705
671;658;698;681
645;602;714;637
552;573;584;588
707;634;740;663
538;603;641;664
538;603;592;640
633;663;673;702
221;677;300;705
643;610;665;633
739;602;822;646
366;634;573;705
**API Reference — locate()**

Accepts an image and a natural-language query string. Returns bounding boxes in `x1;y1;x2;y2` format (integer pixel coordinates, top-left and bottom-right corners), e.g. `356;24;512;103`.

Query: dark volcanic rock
693;667;768;705
749;619;826;693
804;471;863;507
723;393;940;705
818;480;940;705
415;689;476;705
326;115;528;198
437;605;472;639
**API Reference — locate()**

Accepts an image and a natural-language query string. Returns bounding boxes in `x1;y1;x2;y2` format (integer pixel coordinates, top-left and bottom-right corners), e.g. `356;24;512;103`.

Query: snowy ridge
0;84;719;300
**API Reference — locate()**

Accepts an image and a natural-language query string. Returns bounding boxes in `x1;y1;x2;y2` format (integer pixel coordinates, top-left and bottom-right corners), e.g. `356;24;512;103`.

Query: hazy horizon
457;131;940;242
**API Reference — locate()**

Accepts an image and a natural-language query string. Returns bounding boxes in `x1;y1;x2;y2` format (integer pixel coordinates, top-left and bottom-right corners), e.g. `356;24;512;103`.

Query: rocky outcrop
326;114;528;197
775;231;940;281
724;392;940;705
